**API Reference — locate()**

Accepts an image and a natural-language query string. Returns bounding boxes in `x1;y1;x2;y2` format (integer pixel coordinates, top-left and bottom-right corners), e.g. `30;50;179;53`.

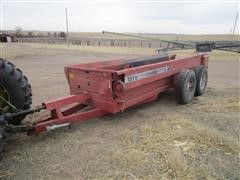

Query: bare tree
47;32;51;37
53;32;57;37
15;26;23;37
58;32;66;38
28;32;33;37
37;33;44;37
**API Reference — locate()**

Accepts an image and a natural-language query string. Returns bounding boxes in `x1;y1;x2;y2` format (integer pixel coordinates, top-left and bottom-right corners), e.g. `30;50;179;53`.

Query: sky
0;0;239;34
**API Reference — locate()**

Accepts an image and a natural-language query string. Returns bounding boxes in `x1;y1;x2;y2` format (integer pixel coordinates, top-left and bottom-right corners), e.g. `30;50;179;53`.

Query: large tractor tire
0;58;32;125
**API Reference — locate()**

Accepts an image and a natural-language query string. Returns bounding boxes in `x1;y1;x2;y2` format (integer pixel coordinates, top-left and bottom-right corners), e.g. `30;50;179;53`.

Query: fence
16;37;171;49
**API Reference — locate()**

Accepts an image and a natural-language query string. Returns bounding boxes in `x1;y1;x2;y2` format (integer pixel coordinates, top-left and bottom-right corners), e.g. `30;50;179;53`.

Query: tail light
112;80;126;97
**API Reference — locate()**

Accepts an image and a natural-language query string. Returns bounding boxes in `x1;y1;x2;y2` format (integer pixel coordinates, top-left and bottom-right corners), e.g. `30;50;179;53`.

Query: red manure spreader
0;49;208;157
33;52;208;134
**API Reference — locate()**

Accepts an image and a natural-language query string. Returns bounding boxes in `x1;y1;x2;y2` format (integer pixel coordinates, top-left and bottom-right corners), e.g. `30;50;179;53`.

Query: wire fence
16;37;171;48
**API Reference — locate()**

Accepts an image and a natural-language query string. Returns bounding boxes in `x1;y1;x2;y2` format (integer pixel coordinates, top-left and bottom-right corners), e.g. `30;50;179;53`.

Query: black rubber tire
0;126;6;160
194;66;208;96
0;140;4;160
0;58;32;125
176;69;196;105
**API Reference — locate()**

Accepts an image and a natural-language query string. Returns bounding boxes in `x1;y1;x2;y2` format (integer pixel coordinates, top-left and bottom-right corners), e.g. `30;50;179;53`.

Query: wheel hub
185;78;195;94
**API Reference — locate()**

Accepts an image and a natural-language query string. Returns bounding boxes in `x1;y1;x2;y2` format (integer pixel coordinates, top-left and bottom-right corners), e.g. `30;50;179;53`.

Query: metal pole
228;28;232;40
232;12;238;41
65;8;69;45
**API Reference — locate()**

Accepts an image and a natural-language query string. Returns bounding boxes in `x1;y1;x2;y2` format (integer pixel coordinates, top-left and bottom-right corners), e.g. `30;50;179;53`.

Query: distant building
0;33;14;42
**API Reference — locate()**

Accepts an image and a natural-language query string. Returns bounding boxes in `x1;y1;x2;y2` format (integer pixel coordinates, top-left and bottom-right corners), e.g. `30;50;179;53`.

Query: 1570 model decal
124;66;170;83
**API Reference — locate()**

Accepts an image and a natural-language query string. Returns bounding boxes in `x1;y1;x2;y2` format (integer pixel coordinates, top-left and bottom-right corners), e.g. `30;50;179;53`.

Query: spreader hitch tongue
2;106;44;124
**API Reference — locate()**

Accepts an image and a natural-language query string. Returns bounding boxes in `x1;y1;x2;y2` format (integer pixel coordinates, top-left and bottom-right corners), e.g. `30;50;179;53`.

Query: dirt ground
0;43;239;179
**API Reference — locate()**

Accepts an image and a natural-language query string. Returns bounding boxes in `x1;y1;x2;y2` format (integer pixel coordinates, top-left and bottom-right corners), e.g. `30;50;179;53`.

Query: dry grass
0;43;153;59
68;32;239;41
172;49;240;61
197;87;240;113
90;115;239;179
0;42;238;179
17;31;239;41
81;88;240;179
198;97;239;113
1;43;238;61
34;43;154;56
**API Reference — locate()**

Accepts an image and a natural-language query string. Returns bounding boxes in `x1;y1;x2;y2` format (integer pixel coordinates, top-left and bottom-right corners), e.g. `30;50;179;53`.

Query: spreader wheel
0;58;32;125
176;69;196;105
194;66;208;96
